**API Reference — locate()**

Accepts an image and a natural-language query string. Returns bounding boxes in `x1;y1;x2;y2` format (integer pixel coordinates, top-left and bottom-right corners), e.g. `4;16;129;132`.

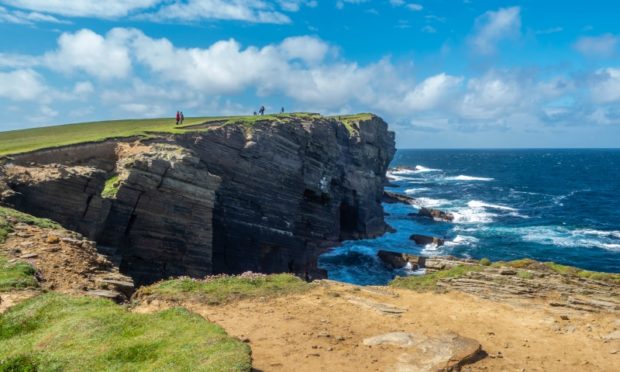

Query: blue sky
1;0;619;148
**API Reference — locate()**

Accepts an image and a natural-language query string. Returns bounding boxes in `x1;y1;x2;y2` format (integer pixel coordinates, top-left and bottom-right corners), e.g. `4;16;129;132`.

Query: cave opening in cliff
339;201;358;237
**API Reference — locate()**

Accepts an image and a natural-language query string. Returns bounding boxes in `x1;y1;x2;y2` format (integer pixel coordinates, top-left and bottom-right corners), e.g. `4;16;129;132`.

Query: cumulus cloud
43;29;132;79
589;67;620;103
573;34;619;57
0;69;47;100
469;6;521;55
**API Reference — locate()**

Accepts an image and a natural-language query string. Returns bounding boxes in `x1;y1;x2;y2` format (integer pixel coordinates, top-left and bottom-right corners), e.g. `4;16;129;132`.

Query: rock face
1;115;395;284
382;190;415;205
410;234;445;247
416;207;454;222
378;250;426;270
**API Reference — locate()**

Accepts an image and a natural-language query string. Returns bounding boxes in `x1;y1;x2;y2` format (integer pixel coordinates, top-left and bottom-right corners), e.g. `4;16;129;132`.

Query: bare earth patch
133;280;620;371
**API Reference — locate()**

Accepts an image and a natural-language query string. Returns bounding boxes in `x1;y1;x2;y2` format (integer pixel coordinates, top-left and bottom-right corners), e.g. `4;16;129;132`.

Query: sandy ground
134;280;620;372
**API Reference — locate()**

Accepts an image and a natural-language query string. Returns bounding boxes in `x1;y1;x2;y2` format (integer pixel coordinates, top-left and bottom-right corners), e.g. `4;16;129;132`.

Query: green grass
390;265;484;291
0;293;251;371
101;175;120;199
0;206;60;244
0;117;221;156
0;256;38;292
329;113;375;134
136;273;309;305
543;262;620;283
479;258;491;266
0;113;377;156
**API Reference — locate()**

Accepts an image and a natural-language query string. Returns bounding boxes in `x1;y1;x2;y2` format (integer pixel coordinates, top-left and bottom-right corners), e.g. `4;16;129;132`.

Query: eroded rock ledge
0;115;395;284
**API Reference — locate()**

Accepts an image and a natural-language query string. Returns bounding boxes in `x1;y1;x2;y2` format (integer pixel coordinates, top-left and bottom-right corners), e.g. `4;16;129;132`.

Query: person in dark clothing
175;111;180;125
281;107;284;113
259;105;265;115
180;111;185;124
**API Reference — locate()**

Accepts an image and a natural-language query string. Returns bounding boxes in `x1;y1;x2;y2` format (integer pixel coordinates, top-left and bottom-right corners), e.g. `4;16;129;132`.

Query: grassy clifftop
0;113;377;156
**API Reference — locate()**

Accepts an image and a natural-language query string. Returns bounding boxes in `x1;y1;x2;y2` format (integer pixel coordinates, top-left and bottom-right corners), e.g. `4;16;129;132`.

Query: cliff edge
0;113;395;284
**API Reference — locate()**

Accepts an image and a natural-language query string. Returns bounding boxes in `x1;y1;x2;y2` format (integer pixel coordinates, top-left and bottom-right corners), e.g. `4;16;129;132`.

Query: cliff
0;114;395;284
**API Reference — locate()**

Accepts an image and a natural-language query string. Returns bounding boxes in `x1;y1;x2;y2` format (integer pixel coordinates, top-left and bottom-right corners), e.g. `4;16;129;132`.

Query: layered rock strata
1;115;395;284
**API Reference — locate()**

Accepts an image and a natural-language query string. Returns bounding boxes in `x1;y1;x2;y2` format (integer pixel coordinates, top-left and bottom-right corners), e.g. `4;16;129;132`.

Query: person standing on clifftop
259;106;265;115
180;111;185;124
175;111;180;125
281;107;284;114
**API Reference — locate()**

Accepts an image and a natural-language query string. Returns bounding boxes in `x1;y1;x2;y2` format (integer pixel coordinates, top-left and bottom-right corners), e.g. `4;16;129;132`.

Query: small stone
326;347;333;351
560;315;569;320
20;253;38;259
46;235;60;244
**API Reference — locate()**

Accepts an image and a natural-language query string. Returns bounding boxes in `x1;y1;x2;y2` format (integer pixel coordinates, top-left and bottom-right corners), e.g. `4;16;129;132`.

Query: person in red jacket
176;111;180;125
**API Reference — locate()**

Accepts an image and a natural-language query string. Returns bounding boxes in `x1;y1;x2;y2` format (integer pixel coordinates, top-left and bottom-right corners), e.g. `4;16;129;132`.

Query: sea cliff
0;114;395;284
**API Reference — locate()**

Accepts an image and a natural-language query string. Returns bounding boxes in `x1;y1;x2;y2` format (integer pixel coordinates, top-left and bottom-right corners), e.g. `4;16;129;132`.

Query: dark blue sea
319;149;620;285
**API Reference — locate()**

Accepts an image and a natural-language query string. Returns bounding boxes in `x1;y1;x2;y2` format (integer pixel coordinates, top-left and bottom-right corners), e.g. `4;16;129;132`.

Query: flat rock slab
363;331;482;372
347;296;407;315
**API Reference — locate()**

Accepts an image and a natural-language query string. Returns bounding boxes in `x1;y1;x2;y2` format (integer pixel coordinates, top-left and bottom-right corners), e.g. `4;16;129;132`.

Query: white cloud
469;6;521;55
0;5;66;24
279;35;331;64
574;34;618;57
73;81;94;95
144;0;292;24
43;29;132;79
589;67;620;103
0;0;159;18
0;69;47;100
389;1;422;11
403;73;463;111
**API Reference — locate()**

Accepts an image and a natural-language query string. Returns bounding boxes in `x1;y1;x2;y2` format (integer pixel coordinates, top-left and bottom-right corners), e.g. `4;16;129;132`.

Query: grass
329;113;375;134
0;206;60;292
390;265;484;291
0;117;220;156
0;256;38;292
0;293;251;371
0;206;60;244
101;175;120;199
0;113;377;156
543;262;620;284
136;273;309;305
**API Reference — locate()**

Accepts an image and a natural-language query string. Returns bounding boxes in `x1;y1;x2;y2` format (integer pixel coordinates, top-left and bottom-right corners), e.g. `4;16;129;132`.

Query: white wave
414;165;441;173
572;229;620;239
412;197;451;208
404;187;430;195
467;200;517;211
444;235;479;247
515;226;620;252
451;208;496;224
445;175;495;182
386;172;417;182
421;243;442;255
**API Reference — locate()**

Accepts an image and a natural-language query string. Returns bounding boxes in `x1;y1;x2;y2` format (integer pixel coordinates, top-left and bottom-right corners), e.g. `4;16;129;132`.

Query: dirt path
134;280;620;372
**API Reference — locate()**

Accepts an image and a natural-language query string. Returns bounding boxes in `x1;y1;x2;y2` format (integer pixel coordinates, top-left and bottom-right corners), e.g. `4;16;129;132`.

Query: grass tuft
136;273;309;305
390;265;483;291
0;257;38;292
101;175;120;199
0;293;251;371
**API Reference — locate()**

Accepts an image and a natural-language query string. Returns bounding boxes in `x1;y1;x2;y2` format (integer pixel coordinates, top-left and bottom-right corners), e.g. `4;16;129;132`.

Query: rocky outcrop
410;234;445;246
415;207;454;222
382;191;415;204
1;115;395;284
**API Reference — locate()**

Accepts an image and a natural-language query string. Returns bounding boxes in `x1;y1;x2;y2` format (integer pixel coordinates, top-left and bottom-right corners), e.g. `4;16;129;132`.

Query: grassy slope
0;113;377;156
136;274;309;305
390;258;620;291
0;206;60;292
0;293;251;371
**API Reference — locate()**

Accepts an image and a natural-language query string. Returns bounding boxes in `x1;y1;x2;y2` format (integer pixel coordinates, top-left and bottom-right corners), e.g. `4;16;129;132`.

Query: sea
318;149;620;285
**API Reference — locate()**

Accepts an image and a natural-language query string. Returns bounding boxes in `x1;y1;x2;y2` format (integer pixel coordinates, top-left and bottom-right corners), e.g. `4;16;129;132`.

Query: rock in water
410;234;445;247
378;250;426;270
417;207;454;222
383;191;415;205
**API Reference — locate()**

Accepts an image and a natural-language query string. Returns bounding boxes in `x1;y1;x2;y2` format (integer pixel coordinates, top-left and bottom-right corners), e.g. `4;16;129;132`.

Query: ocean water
319;149;620;285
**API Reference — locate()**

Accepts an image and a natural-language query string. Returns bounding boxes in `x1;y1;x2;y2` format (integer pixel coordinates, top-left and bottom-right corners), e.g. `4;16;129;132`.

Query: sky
0;1;619;148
